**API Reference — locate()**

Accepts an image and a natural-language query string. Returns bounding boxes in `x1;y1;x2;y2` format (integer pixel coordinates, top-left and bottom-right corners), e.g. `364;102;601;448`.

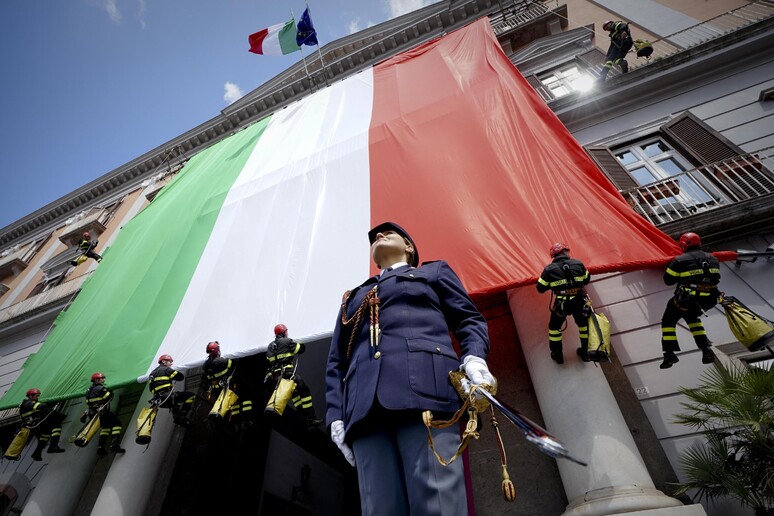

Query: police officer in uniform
326;221;494;516
537;243;591;364
660;232;720;369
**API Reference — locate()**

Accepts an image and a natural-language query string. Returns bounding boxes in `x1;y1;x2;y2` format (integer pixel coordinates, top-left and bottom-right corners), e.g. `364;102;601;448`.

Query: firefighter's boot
97;435;109;457
31;441;47;461
47;435;65;454
700;347;716;364
549;342;564;365
598;66;611;83
620;59;629;73
660;351;679;369
110;437;126;454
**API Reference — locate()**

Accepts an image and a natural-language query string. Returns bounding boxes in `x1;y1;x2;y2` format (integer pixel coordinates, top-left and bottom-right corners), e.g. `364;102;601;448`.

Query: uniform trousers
350;408;468;516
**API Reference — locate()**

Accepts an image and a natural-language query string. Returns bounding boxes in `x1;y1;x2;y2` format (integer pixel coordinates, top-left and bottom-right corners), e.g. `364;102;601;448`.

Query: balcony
621;146;774;240
0;272;90;328
624;0;774;75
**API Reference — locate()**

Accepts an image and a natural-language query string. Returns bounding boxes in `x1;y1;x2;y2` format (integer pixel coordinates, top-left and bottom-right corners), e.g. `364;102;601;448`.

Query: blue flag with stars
296;7;318;46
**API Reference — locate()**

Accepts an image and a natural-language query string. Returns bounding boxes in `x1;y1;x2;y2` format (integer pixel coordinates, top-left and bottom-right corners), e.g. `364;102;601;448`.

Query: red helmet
274;324;288;337
679;232;701;251
206;341;220;356
158;354;173;364
26;388;41;397
82;231;91;239
550;242;570;258
91;372;105;382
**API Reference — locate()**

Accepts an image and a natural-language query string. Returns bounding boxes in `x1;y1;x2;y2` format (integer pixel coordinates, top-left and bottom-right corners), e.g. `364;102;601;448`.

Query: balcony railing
621;146;774;226
0;272;90;327
628;0;774;73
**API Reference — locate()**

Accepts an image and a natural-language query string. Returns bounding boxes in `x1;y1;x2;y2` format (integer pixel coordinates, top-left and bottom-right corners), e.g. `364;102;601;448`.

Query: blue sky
0;0;439;231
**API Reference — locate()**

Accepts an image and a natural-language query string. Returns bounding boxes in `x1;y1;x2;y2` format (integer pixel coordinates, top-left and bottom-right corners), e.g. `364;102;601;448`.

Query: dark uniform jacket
19;399;51;426
664;249;721;293
267;337;305;372
536;256;590;295
79;238;97;253
149;365;185;397
86;383;114;415
608;21;632;44
203;356;235;388
325;260;489;435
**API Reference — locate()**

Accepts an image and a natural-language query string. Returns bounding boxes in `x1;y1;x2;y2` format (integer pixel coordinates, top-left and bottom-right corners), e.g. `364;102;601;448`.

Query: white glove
331;420;356;467
461;355;496;392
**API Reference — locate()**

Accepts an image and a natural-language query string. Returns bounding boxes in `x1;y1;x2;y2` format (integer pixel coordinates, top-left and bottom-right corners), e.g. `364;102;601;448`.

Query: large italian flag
0;19;680;408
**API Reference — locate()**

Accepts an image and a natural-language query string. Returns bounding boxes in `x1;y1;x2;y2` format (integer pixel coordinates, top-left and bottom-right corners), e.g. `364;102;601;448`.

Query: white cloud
137;0;147;29
348;16;377;35
223;82;245;105
99;0;122;23
387;0;438;19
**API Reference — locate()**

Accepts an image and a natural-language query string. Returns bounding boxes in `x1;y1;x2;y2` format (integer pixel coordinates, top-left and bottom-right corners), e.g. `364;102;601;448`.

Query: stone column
507;286;689;515
90;384;182;516
21;402;100;516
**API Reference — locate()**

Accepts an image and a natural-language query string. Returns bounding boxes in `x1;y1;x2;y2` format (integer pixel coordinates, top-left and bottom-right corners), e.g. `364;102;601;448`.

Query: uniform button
374;351;381;359
409;274;414;278
436;347;441;353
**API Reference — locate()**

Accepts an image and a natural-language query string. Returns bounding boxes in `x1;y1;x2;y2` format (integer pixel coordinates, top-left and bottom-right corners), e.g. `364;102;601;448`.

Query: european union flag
296;7;318;46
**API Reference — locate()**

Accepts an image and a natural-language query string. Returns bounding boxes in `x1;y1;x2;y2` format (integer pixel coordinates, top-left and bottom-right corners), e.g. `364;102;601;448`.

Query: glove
461;355;496;393
330;420;356;467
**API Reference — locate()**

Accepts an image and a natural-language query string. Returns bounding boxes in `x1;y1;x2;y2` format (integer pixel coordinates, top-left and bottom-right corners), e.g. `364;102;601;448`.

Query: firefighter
85;372;126;456
201;341;252;425
659;232;720;369
18;388;66;461
537;243;592;364
265;323;321;428
148;354;195;427
599;20;634;82
70;231;103;266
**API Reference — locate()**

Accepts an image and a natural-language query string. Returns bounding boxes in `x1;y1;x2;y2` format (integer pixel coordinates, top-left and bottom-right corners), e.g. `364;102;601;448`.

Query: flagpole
291;7;315;92
305;1;330;87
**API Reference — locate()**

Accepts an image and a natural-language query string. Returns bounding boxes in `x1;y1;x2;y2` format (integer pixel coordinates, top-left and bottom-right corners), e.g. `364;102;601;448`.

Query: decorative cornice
1;0;520;249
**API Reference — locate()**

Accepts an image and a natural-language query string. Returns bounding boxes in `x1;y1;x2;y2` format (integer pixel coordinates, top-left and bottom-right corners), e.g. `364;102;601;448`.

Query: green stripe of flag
0;117;272;409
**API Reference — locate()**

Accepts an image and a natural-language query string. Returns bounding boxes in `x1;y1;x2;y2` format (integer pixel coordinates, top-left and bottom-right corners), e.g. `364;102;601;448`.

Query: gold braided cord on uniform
340;286;379;359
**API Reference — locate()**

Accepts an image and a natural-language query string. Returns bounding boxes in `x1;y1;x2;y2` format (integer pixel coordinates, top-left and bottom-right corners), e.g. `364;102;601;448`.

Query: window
586;112;774;224
538;63;594;99
612;137;715;209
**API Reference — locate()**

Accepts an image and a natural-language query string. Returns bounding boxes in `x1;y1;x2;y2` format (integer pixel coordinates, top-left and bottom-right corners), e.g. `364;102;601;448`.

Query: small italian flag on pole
248;19;301;56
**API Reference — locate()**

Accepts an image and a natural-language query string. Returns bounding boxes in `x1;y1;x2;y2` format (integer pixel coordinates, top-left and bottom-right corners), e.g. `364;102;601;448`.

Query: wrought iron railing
621;146;774;225
627;0;774;73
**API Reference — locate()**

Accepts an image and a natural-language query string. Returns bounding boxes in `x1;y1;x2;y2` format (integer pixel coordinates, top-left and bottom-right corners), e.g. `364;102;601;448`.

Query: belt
557;288;581;295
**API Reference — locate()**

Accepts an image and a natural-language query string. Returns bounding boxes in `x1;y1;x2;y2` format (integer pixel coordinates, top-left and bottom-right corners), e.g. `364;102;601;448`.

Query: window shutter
585;146;638;190
661;112;743;165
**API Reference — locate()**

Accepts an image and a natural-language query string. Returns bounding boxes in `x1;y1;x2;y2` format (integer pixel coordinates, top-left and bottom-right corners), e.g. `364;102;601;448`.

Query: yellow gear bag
265;378;297;416
209;388;238;419
634;39;653;58
3;427;31;461
74;415;101;447
135;407;158;445
720;296;774;351
587;310;612;362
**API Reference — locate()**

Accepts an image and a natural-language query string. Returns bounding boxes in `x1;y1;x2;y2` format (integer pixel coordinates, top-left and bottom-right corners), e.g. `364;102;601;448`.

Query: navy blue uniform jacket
325;261;489;435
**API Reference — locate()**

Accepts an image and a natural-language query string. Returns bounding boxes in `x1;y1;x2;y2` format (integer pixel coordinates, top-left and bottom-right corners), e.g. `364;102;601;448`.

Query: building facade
0;1;772;515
